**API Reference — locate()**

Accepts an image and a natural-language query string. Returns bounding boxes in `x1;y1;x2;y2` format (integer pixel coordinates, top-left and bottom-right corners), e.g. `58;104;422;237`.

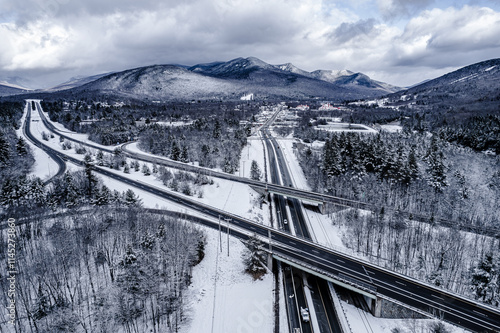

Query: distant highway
29;100;500;332
23;100;66;184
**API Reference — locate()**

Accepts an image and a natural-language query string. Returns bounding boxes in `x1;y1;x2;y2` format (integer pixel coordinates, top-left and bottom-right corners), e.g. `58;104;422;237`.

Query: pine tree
426;150;447;193
16;137;28;156
180;146;189;163
93;185;111;206
124;189;142;206
170;141;181;161
223;157;235;174
250;160;262;181
96;150;104;166
63;172;81;208
142;163;151;176
0;132;10;166
84;154;97;199
29;177;46;207
471;253;499;305
213;120;221;139
242;234;267;280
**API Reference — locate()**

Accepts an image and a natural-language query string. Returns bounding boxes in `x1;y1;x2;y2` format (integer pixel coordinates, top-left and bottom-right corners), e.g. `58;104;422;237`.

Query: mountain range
0;57;402;100
1;57;499;106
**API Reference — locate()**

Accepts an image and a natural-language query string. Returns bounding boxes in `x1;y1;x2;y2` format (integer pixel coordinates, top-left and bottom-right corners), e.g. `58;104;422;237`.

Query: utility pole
225;218;231;256
218;215;222;252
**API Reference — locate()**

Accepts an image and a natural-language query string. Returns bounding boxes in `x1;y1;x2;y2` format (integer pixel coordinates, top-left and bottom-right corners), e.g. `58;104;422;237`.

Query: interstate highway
29;100;500;332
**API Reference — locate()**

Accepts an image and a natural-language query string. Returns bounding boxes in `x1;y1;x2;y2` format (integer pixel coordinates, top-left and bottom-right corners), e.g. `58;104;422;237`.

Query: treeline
0;207;206;332
296;131;499;228
138;118;249;173
437;115;500;154
41;99;259;146
0;101;36;213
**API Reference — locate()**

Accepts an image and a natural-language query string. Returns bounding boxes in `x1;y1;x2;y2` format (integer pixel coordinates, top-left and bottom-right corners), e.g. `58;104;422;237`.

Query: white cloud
0;1;499;88
390;5;500;67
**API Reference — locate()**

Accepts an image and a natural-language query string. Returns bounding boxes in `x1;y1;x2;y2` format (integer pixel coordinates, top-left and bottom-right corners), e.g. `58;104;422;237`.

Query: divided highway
29;100;500;332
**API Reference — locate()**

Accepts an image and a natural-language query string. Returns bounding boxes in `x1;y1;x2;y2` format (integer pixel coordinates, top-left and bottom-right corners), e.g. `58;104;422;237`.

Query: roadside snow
17;104;59;180
181;227;274;333
239;137;266;180
341;301;466;333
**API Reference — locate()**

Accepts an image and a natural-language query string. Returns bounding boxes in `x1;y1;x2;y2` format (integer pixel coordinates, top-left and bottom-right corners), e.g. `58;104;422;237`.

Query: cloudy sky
1;0;500;88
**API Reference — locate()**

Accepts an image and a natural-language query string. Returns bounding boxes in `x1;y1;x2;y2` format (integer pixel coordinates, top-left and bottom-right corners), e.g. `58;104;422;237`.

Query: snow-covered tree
471;253;499;305
250;160;262;181
242;234;267;280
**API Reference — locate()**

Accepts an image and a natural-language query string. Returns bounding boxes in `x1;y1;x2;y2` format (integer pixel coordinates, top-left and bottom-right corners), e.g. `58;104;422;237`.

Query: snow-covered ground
379;122;403;133
239;136;267;180
17;104;59;180
316;123;378;133
341;301;465;333
181;227;274;333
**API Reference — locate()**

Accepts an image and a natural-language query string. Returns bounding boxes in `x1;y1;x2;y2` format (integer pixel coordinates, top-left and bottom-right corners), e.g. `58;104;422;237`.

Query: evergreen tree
29;177;46;207
0;132;10;166
242;234;267;280
180;146;189;163
63;172;81;208
223;157;235;174
250;160;262;181
96;150;104;166
93;185;111;206
170;141;181;161
16;137;28;156
471;253;499;305
124;189;142;206
123;162;130;173
84;154;97;199
142;163;151;176
213;120;221;139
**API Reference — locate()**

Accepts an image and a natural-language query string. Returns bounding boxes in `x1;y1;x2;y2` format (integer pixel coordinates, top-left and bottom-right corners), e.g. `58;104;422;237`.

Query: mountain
0;82;31;97
48;73;114;91
65;57;400;101
386;58;500;114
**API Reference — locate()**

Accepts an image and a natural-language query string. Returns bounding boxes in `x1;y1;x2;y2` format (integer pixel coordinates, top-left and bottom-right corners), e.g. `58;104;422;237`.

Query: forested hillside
0;208;205;332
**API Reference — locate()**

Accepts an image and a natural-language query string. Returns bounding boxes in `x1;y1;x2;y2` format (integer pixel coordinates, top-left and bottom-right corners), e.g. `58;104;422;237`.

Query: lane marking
395;280;406;286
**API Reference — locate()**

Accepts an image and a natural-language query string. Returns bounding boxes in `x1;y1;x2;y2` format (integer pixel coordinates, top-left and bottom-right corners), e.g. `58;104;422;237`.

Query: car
283;219;288;225
300;307;310;322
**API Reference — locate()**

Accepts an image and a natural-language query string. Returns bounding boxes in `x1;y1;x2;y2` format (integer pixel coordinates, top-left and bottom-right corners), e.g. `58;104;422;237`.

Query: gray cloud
1;1;500;89
330;19;378;44
377;0;435;21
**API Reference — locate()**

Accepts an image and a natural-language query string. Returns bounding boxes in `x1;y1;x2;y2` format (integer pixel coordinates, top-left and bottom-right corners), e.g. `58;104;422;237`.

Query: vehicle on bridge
300;307;310;322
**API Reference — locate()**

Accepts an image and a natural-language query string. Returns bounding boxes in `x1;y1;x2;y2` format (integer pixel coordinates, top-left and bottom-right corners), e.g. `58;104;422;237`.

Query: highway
23;100;66;184
28;100;500;332
32;101;500;238
261;113;340;333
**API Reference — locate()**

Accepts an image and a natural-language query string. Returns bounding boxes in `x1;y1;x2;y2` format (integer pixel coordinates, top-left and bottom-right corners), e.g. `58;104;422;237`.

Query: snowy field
316;123;378;133
181;227;274;333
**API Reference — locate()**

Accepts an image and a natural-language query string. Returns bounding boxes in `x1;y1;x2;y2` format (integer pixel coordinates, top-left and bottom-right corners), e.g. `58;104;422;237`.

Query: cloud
0;1;499;88
389;5;500;67
377;0;435;21
329;19;379;44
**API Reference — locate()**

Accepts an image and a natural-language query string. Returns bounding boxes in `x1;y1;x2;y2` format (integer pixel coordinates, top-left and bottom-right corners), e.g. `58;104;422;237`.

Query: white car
283;218;288;225
300;307;310;322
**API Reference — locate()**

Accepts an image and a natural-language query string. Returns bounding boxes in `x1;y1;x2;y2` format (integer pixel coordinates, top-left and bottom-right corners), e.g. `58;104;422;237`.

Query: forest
40;99;260;173
0;207;206;333
292;110;500;305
